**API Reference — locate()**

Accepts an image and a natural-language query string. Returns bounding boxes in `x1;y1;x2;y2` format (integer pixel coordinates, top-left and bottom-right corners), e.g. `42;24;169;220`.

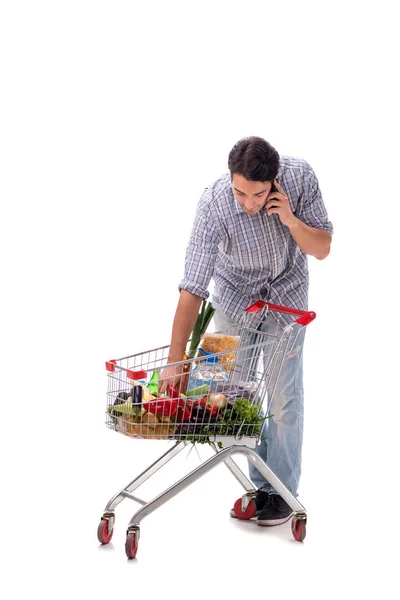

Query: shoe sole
256;513;293;527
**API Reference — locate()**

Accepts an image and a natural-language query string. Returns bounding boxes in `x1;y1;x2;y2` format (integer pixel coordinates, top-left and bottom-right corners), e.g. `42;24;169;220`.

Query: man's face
231;174;273;214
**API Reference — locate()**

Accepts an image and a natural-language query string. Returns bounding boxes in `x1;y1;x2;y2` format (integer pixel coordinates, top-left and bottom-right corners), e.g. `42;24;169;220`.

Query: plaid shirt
179;156;333;326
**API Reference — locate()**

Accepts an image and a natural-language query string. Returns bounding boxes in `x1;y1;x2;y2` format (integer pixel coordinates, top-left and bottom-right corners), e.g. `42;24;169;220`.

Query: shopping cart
98;300;316;558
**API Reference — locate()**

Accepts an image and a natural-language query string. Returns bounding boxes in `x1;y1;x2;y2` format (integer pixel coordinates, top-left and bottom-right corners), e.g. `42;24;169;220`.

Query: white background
1;0;399;598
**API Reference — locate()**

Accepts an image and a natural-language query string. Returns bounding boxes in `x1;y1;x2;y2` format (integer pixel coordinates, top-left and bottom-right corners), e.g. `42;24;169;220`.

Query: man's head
228;136;280;214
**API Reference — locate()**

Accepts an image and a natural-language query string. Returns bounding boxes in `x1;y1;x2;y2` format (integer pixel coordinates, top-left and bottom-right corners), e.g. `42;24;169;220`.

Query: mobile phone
270;182;278;195
264;182;279;211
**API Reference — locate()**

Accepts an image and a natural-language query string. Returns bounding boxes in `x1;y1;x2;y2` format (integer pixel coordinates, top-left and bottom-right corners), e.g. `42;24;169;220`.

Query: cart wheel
97;519;114;544
291;517;306;542
125;530;139;559
233;497;257;520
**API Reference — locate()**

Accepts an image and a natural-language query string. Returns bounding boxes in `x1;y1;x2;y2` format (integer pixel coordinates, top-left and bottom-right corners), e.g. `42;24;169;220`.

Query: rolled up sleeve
298;166;334;236
178;200;221;299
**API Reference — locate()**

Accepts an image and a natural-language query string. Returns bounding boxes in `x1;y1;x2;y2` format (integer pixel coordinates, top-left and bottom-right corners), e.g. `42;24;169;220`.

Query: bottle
147;370;159;394
186;348;229;394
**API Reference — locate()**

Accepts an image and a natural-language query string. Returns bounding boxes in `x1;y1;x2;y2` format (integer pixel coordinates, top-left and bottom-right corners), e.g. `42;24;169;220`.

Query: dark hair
228;136;280;182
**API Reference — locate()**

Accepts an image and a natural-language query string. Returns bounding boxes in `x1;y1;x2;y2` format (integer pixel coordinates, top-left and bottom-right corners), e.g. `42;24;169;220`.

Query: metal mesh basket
105;301;315;445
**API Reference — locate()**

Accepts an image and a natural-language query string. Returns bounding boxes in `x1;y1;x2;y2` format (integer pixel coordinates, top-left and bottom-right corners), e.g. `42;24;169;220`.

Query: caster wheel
291;517;306;542
125;530;139;559
97;519;114;544
233;497;257;520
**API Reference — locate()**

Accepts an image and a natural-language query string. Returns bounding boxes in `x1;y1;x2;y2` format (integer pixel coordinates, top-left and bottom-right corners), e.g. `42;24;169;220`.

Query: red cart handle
245;300;316;326
105;360;147;380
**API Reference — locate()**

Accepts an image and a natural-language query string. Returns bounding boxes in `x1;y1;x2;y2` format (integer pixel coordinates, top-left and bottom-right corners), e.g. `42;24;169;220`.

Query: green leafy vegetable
178;398;271;446
187;300;215;359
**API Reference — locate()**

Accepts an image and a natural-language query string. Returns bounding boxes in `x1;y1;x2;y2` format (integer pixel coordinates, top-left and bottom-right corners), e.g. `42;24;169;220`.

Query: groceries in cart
186;348;229;392
194;332;239;372
107;364;267;444
105;300;313;445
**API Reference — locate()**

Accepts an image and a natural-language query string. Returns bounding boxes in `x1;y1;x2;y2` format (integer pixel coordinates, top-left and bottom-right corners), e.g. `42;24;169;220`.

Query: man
160;136;333;526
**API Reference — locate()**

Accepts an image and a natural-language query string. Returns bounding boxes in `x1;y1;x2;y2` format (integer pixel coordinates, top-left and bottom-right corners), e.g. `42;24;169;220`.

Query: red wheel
125;530;139;559
233;497;257;520
97;519;114;544
291;518;306;541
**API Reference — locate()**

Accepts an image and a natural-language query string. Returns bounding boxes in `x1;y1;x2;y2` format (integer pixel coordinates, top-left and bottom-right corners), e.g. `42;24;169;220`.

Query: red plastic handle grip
245;300;316;326
105;361;147;380
127;369;147;381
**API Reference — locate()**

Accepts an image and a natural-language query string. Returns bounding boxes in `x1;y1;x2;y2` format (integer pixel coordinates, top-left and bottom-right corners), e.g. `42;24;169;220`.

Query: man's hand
267;179;331;259
265;179;297;228
158;363;185;394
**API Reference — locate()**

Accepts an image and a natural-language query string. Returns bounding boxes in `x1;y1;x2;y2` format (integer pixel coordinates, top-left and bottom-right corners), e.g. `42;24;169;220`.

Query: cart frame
98;301;316;556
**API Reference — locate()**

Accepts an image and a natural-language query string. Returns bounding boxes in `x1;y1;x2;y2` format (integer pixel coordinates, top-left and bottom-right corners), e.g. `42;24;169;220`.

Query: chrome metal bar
104;442;187;512
121;492;147;505
127;445;305;528
209;442;255;492
222;456;255;491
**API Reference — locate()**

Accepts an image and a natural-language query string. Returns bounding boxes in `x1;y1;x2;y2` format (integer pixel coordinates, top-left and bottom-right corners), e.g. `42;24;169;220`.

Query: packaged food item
187;348;229;394
117;411;176;439
198;334;239;374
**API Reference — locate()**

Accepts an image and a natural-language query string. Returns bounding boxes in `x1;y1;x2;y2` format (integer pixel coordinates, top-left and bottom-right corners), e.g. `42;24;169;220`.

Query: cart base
98;441;307;556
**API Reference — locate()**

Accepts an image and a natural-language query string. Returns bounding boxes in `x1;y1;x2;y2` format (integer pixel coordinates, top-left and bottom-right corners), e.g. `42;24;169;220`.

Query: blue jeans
213;306;306;496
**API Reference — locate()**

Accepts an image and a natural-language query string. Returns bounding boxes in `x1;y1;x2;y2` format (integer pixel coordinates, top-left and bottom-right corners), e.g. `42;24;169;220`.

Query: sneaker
230;490;270;519
256;494;293;526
